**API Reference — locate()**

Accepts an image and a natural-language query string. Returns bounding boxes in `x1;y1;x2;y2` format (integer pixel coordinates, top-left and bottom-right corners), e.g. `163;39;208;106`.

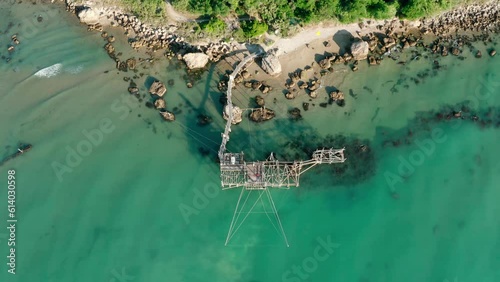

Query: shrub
170;0;458;36
241;20;268;38
200;17;227;36
121;0;165;20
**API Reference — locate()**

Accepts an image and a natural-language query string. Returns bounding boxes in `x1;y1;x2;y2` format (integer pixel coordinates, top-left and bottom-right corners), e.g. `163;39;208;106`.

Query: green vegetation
121;0;461;37
121;0;165;20
399;0;452;19
170;0;455;36
241;20;268;38
200;17;227;36
169;0;240;15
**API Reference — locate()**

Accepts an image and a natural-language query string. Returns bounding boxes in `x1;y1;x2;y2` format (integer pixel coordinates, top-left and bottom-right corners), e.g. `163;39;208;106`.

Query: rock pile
66;1;236;64
249;107;275;123
329;90;345;107
422;3;500;34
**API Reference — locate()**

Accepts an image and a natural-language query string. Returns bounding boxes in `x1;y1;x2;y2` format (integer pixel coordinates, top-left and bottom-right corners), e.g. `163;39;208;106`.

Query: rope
227;189;266;243
261;190;281;236
172;120;219;154
174;120;220;146
266;188;290;247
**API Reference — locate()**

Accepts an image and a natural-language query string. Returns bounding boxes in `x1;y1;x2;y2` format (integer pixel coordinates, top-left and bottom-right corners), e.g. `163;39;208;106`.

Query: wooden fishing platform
218;51;346;246
220;149;345;190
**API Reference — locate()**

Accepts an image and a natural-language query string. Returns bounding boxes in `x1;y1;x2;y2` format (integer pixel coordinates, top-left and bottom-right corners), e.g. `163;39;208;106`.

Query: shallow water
0;2;499;282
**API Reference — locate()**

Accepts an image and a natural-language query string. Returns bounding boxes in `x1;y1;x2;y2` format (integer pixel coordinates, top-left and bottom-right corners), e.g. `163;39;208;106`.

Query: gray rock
154;99;166;109
77;8;100;25
261;53;282;76
183;53;210;69
249;107;275;122
223;105;242;125
159;110;175;121
149;81;167;97
350;40;369;60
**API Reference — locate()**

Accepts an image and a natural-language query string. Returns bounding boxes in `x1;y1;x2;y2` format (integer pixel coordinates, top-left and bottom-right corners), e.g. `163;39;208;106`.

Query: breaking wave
34;63;63;78
33;63;85;77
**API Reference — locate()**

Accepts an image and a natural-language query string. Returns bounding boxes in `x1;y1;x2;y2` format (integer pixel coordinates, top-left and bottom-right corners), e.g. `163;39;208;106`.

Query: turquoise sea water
0;2;499;282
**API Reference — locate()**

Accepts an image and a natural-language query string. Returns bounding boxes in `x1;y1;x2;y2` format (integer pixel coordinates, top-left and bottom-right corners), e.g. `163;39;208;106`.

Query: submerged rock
251;80;262;90
260;84;271;94
255;95;265;107
116;61;127;72
289;108;302;120
128;87;139;95
126;58;137;70
104;43;115;57
197;114;213;126
302;102;309;111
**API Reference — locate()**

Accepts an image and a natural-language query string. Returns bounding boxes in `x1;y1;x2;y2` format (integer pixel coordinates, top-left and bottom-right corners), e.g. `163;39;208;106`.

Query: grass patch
120;0;166;20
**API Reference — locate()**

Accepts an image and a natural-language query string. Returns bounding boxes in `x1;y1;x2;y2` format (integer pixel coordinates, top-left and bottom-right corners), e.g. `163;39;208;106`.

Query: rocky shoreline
54;0;499;125
63;1;499;66
64;0;236;68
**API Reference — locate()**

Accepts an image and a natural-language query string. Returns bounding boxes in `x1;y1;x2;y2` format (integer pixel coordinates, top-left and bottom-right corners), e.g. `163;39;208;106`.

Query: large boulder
350;40;369;60
183;53;210;69
261;53;282;76
77;8;100;25
223;105;243;125
149;81;167;97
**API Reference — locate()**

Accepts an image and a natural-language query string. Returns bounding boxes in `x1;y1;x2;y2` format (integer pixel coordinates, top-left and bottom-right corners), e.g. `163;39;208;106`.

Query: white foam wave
34;63;63;78
65;65;84;74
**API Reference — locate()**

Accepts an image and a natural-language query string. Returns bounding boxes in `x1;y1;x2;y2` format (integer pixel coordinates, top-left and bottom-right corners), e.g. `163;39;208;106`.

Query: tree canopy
124;0;454;36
